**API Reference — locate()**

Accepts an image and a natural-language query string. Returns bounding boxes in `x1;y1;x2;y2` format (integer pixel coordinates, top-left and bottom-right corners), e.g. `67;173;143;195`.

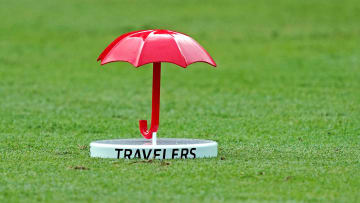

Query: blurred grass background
0;0;360;202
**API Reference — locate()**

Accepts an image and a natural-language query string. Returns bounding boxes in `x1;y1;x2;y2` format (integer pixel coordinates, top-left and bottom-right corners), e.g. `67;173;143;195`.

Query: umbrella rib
101;31;148;66
135;31;155;66
135;40;146;67
171;34;188;67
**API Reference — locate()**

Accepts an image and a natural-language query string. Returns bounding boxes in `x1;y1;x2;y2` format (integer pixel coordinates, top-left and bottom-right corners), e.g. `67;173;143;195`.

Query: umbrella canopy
98;29;216;140
97;29;216;68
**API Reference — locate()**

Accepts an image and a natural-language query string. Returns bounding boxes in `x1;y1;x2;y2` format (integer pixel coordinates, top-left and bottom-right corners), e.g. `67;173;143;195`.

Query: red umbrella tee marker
91;30;218;160
97;30;216;139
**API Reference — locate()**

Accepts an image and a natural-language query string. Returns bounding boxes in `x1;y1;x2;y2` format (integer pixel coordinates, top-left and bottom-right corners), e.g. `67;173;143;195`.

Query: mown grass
0;0;360;202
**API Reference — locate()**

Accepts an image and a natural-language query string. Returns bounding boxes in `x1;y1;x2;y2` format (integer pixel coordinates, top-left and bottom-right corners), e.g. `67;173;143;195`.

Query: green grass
1;0;360;202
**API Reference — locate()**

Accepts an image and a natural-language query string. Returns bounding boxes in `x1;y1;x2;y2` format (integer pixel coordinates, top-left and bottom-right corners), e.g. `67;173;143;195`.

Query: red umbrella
98;29;216;139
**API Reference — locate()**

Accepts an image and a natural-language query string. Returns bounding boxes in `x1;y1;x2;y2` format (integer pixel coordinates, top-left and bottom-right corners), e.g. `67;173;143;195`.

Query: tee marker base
90;138;217;160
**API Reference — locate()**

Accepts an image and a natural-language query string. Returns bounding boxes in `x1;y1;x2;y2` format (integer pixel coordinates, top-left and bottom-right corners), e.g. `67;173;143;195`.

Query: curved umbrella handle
139;120;157;139
139;62;161;139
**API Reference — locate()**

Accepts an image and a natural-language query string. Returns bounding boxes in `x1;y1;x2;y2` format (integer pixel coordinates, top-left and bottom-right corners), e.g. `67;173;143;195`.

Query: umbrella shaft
151;62;161;132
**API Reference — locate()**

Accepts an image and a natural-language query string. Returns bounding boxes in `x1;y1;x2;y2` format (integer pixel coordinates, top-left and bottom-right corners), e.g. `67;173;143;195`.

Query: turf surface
1;0;360;202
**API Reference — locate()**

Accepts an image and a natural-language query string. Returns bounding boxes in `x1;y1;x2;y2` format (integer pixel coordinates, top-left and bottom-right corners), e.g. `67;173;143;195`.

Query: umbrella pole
151;62;161;138
139;62;161;140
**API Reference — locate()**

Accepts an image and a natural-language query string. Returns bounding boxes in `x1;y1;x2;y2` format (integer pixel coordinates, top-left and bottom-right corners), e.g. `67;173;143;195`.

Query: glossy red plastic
98;30;216;139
